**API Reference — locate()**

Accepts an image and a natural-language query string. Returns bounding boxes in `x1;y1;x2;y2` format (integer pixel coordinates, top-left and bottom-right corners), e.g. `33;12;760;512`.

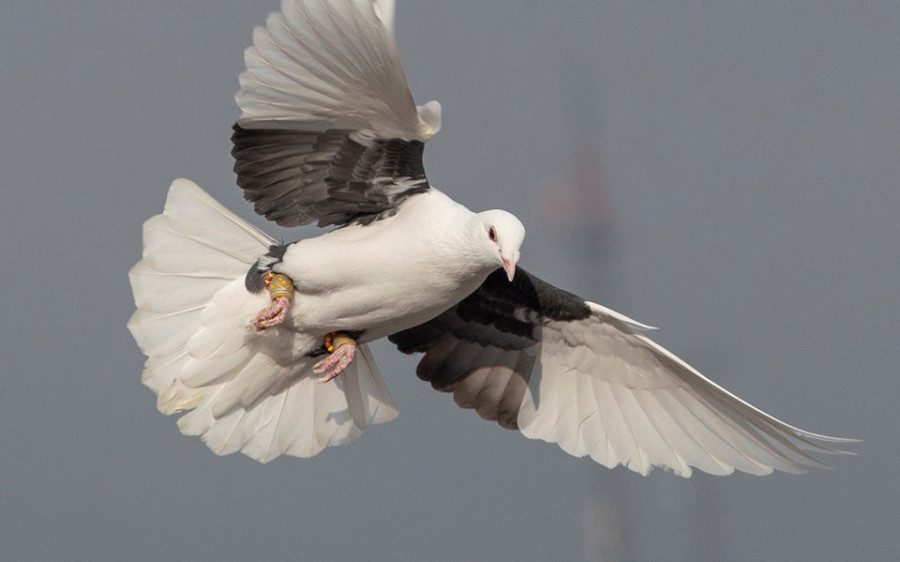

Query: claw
313;332;357;381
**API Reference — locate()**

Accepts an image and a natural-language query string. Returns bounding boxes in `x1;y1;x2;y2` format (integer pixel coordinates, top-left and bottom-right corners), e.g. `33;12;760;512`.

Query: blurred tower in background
542;58;728;562
537;58;628;562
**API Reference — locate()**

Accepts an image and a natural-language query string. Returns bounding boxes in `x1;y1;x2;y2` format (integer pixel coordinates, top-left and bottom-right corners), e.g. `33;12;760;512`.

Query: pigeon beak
501;251;519;282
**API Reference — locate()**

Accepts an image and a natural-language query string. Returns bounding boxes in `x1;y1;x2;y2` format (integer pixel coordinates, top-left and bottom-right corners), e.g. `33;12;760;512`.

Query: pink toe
316;344;356;381
253;297;291;331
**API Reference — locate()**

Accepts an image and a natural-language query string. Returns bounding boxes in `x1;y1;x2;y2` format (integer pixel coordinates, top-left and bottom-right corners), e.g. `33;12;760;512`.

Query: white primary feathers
236;0;440;140
517;303;853;476
128;0;855;474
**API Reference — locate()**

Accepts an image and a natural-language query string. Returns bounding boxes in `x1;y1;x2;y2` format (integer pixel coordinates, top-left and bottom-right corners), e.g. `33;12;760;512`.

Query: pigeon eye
488;226;498;242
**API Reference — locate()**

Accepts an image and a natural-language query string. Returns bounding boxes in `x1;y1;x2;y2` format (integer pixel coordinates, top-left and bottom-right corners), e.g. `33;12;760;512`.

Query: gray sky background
2;1;898;560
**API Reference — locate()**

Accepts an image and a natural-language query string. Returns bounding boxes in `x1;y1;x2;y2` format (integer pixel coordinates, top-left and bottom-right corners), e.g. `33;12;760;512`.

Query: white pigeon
128;0;854;475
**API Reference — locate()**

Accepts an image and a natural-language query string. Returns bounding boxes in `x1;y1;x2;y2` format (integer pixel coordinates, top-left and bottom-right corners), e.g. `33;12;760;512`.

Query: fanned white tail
128;179;398;462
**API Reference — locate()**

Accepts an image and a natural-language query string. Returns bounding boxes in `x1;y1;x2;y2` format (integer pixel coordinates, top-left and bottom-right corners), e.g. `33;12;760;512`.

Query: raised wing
232;0;441;227
390;269;855;477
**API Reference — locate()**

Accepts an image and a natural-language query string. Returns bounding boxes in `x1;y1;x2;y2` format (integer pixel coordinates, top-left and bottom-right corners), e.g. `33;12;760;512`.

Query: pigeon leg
253;273;294;331
313;332;357;382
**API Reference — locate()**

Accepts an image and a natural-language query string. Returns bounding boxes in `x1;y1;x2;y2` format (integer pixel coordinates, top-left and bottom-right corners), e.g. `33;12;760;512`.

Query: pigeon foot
253;273;294;331
253;296;291;331
314;332;357;382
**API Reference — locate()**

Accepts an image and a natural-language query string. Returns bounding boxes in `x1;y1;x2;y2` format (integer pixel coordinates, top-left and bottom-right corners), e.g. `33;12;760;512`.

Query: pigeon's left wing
390;269;855;477
232;0;441;228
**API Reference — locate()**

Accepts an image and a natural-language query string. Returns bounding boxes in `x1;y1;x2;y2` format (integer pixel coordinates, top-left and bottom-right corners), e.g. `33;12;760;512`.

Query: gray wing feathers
411;334;534;430
232;127;343;226
232;126;428;226
391;269;584;429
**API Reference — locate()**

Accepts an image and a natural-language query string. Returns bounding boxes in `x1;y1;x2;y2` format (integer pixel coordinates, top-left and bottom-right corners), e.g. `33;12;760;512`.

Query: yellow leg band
265;273;294;301
324;332;356;353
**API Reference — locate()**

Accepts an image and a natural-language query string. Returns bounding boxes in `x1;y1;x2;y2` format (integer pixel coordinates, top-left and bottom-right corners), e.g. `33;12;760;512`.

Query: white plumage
129;180;398;461
517;303;851;477
236;0;440;140
128;0;854;473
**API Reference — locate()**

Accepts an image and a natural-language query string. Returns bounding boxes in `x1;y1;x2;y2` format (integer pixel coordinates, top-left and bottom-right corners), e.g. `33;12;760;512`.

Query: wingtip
416;100;442;140
373;0;397;36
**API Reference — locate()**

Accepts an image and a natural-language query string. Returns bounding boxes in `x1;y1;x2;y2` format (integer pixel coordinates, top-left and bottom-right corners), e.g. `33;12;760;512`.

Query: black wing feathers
389;268;590;429
325;136;428;225
232;125;343;226
232;124;429;228
391;268;590;353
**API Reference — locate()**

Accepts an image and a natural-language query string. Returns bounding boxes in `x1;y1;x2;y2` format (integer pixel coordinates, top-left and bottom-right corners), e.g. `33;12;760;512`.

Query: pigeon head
476;209;525;281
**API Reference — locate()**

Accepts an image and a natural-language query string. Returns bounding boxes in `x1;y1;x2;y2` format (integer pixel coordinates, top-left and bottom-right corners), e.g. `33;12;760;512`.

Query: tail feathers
129;179;398;463
176;347;399;462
